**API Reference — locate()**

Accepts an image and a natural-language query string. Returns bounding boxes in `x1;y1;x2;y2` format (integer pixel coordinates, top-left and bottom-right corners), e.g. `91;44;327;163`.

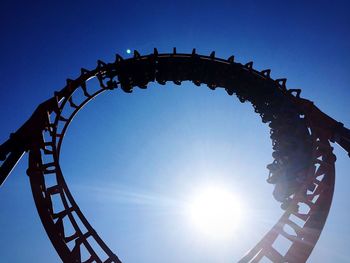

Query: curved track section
4;50;336;262
239;135;335;262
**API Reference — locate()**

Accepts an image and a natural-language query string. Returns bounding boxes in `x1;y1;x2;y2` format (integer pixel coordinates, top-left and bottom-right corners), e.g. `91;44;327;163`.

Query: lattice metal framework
1;49;349;262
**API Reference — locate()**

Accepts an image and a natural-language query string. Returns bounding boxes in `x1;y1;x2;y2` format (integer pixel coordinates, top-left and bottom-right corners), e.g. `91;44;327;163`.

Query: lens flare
186;185;242;239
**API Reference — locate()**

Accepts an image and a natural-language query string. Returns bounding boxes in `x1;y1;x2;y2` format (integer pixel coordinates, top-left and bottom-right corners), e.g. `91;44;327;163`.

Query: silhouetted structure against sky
1;1;350;262
1;49;349;262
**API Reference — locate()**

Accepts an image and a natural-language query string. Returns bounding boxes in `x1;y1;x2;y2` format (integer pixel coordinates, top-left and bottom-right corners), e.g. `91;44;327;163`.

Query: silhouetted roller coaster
1;49;350;262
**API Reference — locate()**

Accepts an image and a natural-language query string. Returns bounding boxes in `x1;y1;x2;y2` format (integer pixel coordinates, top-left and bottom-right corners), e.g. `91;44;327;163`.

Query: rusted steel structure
0;49;349;262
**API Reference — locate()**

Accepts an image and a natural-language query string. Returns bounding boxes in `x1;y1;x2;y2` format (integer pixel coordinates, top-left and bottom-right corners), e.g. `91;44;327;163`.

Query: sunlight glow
186;185;243;239
126;49;131;54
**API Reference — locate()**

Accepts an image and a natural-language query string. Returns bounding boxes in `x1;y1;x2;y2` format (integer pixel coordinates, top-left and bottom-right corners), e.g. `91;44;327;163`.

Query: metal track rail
0;49;348;262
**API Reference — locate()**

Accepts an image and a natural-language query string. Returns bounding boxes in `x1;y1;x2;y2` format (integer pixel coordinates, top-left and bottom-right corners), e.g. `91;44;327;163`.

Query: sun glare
186;185;243;239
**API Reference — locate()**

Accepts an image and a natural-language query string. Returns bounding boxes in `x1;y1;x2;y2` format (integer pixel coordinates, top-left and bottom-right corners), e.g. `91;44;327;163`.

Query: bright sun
186;185;243;239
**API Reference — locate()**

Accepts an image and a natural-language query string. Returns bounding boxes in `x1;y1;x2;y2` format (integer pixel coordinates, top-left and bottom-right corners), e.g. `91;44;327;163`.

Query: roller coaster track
1;49;350;262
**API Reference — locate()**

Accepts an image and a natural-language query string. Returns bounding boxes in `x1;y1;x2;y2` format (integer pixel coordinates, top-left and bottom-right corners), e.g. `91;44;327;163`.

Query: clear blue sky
0;0;349;262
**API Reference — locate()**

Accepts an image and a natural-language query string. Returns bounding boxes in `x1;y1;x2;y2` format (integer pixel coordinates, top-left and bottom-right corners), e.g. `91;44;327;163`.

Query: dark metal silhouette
0;49;349;262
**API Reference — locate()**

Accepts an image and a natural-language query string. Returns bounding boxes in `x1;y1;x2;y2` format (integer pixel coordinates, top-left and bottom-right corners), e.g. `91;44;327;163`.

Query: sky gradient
0;1;349;262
